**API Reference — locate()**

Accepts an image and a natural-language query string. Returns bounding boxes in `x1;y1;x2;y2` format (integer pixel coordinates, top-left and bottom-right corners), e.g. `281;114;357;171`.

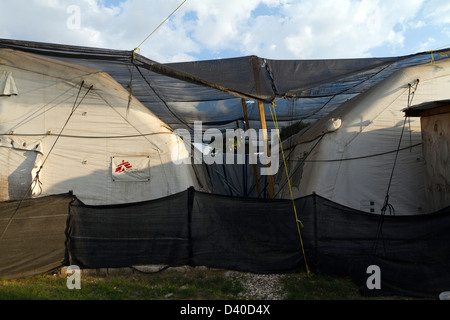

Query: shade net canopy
1;38;449;135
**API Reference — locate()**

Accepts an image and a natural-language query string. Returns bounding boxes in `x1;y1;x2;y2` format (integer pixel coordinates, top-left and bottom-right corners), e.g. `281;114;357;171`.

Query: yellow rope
428;43;450;65
133;0;187;59
269;100;310;275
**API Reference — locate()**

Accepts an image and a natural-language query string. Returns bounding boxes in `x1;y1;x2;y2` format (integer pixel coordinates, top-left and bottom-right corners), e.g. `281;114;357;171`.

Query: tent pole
241;99;262;198
249;56;274;198
257;100;275;198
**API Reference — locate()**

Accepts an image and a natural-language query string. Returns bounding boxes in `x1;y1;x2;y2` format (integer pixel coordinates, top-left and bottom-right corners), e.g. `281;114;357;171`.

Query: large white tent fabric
277;58;450;215
0;48;202;205
1;38;450;211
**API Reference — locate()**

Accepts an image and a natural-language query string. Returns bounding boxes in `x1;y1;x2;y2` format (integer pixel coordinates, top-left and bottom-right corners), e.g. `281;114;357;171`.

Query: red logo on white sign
115;160;132;173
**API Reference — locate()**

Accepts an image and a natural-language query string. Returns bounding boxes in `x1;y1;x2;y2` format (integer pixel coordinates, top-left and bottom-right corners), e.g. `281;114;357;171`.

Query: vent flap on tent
0;71;18;96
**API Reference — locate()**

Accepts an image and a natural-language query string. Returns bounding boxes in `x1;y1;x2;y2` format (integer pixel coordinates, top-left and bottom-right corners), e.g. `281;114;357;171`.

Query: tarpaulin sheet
0;193;73;280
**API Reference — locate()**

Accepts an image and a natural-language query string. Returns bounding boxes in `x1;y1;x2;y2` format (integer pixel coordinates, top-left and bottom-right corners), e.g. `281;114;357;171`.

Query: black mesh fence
0;193;73;280
1;188;450;298
68;191;190;268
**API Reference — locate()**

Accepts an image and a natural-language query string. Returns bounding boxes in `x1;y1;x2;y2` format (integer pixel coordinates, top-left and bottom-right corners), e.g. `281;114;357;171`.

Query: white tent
276;57;450;215
0;49;202;205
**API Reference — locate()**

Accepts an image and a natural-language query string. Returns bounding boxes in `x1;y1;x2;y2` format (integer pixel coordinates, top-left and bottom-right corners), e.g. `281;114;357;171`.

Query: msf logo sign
115;160;133;173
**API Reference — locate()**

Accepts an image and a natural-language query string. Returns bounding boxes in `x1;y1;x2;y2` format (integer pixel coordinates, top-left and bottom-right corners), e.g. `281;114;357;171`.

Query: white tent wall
277;58;450;215
0;49;199;205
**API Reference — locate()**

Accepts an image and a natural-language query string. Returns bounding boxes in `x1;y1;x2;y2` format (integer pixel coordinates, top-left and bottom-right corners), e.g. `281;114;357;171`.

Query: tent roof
1;38;449;133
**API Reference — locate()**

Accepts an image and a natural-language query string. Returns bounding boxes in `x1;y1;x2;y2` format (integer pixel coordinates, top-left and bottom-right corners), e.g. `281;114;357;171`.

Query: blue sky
1;0;450;62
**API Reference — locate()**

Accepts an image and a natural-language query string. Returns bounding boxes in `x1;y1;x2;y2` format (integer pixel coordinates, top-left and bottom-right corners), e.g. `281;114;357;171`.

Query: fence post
313;192;318;269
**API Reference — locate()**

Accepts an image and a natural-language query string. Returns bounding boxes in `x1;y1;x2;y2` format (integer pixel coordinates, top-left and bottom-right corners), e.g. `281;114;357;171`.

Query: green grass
0;267;244;300
0;267;412;300
281;272;367;300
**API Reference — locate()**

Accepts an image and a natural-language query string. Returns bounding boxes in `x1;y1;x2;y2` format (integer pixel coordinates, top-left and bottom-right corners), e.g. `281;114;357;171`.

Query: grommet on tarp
325;118;342;133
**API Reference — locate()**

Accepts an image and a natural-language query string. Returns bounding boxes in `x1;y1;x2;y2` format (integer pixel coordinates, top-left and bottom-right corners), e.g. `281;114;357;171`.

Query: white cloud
249;0;425;59
418;37;436;52
423;0;450;25
186;0;261;49
0;0;443;62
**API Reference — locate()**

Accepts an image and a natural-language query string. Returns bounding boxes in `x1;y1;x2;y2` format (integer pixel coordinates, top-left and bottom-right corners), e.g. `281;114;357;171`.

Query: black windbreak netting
189;191;303;273
68;191;190;268
309;196;450;298
1;189;450;297
0;193;73;280
2;38;450;134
